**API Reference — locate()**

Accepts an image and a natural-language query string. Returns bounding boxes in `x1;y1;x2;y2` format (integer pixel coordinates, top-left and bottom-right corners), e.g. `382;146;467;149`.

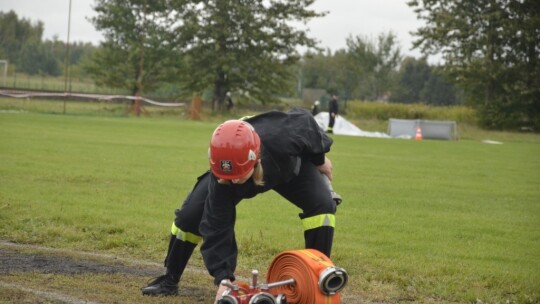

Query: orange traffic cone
415;126;423;140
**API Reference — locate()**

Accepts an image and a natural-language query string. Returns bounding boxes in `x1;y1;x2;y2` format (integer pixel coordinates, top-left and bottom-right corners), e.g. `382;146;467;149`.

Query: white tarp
314;112;390;138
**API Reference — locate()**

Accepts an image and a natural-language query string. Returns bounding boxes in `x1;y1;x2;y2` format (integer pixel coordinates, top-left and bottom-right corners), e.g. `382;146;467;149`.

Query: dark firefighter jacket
199;107;333;285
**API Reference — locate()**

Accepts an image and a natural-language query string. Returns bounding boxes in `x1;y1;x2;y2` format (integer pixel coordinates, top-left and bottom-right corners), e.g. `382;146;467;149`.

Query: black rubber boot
142;274;179;296
163;234;177;267
304;226;334;258
142;235;197;296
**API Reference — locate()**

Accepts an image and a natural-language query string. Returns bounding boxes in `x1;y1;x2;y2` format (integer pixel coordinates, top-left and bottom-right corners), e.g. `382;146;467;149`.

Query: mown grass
2;272;213;304
0;106;539;303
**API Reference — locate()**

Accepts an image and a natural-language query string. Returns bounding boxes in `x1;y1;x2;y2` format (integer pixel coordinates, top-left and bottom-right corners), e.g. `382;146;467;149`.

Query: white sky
1;0;429;59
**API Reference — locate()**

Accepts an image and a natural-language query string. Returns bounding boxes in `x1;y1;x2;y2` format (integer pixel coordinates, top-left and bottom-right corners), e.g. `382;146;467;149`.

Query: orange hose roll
266;249;348;304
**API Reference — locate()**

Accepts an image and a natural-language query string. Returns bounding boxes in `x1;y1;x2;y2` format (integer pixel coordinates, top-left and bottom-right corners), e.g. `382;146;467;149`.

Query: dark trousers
329;114;336;129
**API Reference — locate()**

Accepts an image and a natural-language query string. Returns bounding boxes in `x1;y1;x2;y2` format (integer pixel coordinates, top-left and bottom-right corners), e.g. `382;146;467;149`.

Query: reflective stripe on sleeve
301;214;335;231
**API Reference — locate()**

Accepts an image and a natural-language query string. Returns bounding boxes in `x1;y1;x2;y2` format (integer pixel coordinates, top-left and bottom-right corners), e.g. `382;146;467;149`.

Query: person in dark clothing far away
311;100;320;116
226;92;233;111
327;95;339;133
142;108;341;302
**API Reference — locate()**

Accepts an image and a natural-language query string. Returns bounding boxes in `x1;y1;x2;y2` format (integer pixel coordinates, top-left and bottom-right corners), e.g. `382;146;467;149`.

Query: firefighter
142;108;340;301
311;100;320;116
327;95;339;134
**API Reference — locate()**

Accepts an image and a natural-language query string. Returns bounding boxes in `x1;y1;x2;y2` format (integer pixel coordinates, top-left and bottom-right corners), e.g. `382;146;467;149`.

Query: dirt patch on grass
0;241;215;303
0;247;159;277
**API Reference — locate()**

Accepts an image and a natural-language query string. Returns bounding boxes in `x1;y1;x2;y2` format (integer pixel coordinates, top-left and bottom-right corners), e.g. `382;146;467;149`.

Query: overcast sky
1;0;428;59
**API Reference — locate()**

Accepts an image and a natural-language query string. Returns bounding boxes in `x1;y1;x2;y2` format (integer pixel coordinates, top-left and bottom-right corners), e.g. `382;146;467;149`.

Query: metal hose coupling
318;266;348;295
218;294;239;304
217;274;293;304
248;292;276;304
217;280;240;304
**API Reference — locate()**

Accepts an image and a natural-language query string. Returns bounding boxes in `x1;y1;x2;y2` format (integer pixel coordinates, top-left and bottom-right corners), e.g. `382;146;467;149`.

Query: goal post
388;118;458;140
0;60;7;87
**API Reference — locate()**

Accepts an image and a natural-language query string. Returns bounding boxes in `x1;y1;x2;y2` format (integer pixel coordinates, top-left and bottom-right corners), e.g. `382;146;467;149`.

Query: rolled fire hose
266;249;348;304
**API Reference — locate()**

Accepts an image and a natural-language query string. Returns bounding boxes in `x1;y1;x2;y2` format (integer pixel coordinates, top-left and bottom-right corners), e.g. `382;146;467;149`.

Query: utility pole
63;0;72;114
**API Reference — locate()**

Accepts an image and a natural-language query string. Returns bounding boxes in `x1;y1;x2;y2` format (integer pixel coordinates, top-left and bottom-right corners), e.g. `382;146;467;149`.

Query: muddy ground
0;241;216;304
0;247;158;278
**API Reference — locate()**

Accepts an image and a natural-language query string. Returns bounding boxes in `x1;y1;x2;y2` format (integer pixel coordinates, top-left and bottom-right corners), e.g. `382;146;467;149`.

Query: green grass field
1;110;539;303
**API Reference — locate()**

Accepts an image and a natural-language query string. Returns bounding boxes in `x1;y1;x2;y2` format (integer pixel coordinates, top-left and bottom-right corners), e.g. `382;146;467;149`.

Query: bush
477;101;538;132
345;100;477;124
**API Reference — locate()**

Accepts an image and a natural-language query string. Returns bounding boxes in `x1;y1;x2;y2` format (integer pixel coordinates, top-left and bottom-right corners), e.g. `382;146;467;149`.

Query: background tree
372;32;402;100
0;10;52;75
88;0;181;100
345;35;377;100
333;49;359;100
18;41;61;76
301;50;333;90
169;0;324;110
391;57;460;105
301;49;350;98
346;32;401;100
408;0;540;130
391;57;430;103
0;11;96;78
420;66;460;106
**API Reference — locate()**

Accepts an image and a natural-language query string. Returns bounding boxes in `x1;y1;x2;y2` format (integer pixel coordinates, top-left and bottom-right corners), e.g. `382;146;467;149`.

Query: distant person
311;100;320;116
142;108;342;302
226;92;233;111
327;95;339;134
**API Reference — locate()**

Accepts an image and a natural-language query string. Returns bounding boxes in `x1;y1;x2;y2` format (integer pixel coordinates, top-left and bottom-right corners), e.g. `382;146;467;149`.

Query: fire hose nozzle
318;266;348;295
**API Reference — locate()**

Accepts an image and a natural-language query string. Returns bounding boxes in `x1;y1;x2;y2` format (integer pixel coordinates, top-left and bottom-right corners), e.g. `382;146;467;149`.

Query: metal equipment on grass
217;249;348;304
217;270;292;304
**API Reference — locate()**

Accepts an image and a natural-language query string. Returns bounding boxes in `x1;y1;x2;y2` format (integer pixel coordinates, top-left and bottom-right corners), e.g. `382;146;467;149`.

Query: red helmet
209;120;261;180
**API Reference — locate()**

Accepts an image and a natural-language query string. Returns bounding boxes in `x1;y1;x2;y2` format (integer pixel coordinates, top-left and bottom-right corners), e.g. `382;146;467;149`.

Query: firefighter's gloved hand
321;172;342;206
331;191;343;206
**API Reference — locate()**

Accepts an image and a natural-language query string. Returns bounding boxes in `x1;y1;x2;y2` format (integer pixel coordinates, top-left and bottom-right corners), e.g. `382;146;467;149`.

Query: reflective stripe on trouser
302;214;335;231
302;214;335;258
171;222;202;245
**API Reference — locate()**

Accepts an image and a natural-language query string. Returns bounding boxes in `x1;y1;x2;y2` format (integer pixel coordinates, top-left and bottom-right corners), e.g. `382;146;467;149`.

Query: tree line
1;0;538;131
0;11;94;77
